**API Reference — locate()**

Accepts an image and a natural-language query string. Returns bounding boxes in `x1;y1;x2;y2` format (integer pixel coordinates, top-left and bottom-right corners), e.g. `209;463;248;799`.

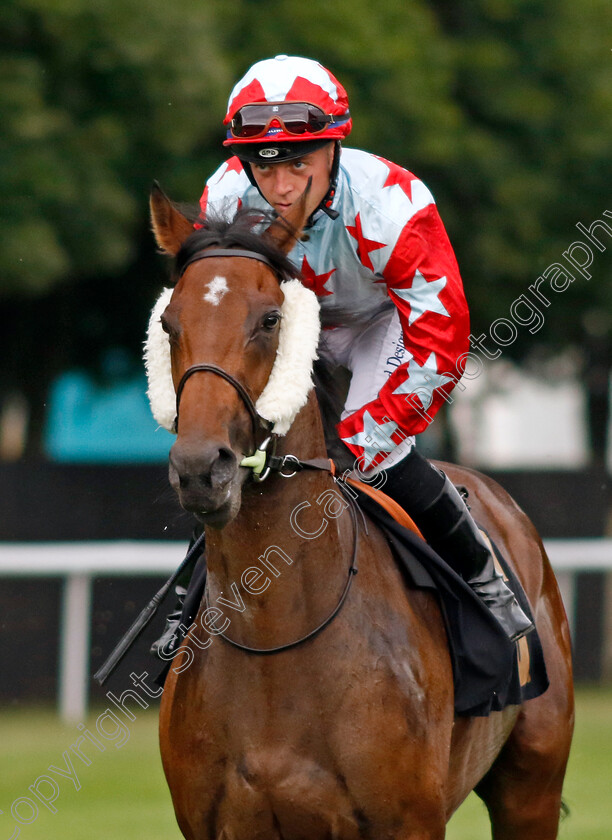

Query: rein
174;246;360;655
175;360;361;653
205;478;360;656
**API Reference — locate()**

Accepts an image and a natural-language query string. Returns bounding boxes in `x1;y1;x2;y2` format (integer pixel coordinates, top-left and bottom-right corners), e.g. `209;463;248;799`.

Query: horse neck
204;391;353;645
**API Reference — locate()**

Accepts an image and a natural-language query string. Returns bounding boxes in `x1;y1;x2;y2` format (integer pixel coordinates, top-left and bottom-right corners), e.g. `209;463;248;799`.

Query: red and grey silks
200;147;470;471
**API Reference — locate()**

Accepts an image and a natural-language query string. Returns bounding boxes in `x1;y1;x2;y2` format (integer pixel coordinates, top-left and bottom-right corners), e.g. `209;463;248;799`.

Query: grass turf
0;686;609;839
448;686;612;839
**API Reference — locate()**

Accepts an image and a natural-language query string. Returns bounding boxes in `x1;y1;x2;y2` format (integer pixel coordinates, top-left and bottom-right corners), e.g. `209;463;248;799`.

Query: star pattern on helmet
300;256;335;297
390;272;450;326
392;352;454;409
229;58;343;115
342;411;400;469
346;213;386;271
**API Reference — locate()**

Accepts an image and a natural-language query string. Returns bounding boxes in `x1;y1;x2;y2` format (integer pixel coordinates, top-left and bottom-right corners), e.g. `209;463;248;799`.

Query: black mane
174;207;300;283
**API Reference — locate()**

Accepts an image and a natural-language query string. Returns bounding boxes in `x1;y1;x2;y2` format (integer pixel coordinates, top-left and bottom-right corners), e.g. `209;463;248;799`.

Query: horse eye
262;312;281;331
160;315;179;343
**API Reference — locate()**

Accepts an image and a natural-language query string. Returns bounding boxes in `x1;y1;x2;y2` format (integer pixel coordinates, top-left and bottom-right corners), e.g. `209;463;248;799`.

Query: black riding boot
381;450;534;641
150;527;207;660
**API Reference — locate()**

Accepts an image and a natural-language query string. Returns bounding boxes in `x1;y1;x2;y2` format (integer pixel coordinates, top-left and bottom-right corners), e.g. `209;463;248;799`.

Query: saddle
158;477;549;716
342;474;424;536
348;482;548;716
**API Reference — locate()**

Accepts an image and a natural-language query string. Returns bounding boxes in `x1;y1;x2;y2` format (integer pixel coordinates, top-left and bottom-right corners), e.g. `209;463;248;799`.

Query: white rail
0;540;610;723
0;542;184;723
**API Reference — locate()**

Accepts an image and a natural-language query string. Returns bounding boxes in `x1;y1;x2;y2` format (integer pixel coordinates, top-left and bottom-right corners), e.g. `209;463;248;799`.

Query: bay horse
148;185;574;840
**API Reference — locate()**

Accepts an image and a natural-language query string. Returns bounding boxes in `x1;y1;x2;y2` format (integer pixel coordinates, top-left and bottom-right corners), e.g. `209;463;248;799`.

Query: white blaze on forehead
203;276;229;306
145;278;321;436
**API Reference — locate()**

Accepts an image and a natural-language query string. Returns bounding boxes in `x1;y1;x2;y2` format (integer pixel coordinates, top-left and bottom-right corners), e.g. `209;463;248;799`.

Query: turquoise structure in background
45;368;173;463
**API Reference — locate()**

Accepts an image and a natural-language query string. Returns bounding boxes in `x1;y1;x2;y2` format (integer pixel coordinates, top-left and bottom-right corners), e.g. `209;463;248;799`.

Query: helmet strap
242;159;259;190
313;141;341;222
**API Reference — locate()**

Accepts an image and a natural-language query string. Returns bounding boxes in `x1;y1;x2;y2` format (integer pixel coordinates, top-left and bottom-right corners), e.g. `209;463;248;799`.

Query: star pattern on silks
222;157;245;177
390;271;450;326
375;157;418;202
392;352;455;410
300;256;335;297
342;411;399;469
346;213;386;271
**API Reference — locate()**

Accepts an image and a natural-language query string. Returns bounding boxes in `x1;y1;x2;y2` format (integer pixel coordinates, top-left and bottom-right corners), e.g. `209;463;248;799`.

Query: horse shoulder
347;515;455;716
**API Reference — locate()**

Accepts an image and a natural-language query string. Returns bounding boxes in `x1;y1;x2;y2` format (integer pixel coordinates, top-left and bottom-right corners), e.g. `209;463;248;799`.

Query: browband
179;248;280;279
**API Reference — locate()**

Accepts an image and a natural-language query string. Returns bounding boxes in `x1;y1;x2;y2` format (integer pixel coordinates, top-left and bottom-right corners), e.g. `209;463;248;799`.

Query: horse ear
150;181;194;256
264;177;312;254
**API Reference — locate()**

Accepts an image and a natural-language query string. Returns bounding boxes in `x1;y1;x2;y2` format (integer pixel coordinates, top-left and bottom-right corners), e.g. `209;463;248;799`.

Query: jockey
153;55;532;658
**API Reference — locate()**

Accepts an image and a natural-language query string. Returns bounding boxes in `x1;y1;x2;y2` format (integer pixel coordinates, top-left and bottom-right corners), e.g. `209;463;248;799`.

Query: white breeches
318;307;415;472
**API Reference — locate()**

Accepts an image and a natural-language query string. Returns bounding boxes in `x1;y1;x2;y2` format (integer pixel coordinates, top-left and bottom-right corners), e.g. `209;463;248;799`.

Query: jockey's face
250;144;334;219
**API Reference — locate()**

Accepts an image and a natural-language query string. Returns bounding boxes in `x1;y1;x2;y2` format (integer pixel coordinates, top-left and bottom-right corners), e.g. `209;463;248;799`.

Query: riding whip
93;530;206;686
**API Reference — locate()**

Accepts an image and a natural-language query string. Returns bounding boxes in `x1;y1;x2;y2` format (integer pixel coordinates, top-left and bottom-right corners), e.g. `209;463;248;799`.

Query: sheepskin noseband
144;279;321;436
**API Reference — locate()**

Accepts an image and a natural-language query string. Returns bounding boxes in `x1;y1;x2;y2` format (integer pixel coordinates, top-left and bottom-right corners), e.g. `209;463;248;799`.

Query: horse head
146;184;320;527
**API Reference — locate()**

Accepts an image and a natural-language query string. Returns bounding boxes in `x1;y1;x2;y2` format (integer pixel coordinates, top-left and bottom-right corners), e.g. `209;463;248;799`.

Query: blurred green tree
220;0;612;462
0;0;232;296
425;0;612;463
0;0;230;452
1;0;610;461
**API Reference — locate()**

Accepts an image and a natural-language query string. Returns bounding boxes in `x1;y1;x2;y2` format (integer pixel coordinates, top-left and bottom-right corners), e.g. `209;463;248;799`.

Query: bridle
177;246;282;281
93;244;356;683
171;245;360;655
172;246;281;440
173;352;360;655
174;363;266;439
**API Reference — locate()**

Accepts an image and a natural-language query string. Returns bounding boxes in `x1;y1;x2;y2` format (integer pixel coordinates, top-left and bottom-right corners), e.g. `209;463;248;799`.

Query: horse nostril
170;441;238;502
217;448;234;467
210;446;237;491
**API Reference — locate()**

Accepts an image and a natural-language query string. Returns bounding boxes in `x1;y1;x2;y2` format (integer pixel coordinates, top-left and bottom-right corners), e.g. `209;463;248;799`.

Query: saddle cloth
352;487;549;716
159;482;549;716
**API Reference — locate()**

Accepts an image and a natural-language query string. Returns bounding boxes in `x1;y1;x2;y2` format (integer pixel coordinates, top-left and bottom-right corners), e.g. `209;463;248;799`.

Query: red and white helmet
223;55;352;162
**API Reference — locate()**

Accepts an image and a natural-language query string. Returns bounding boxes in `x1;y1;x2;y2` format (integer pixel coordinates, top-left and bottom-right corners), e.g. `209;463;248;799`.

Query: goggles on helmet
229;101;348;140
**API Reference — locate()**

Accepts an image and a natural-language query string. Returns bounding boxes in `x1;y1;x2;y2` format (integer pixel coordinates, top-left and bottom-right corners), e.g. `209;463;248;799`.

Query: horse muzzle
169;440;242;527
